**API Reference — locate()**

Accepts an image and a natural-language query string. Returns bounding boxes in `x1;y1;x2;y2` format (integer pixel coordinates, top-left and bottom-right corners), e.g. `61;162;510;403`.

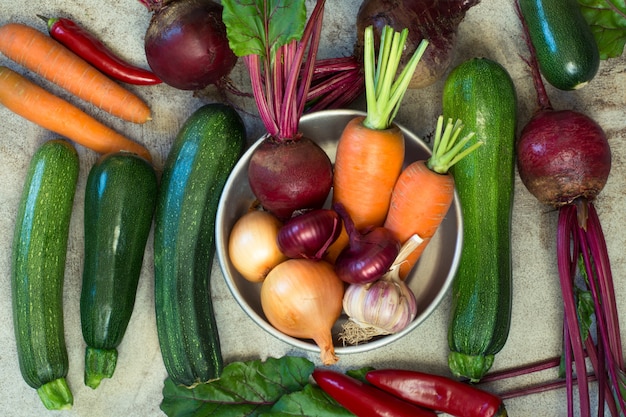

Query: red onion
333;203;400;284
277;209;342;260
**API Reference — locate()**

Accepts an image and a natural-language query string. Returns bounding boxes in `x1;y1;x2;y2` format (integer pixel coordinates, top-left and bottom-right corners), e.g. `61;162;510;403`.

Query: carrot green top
428;116;482;174
362;25;428;131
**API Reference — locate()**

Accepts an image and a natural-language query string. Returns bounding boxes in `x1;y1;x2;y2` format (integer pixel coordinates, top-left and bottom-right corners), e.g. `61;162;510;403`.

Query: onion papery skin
228;210;287;283
248;136;333;220
144;0;237;90
261;259;344;365
277;209;342;260
517;109;611;207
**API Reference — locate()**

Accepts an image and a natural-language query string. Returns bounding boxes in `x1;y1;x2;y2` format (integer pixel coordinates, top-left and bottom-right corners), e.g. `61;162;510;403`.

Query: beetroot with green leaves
515;2;623;415
222;0;333;220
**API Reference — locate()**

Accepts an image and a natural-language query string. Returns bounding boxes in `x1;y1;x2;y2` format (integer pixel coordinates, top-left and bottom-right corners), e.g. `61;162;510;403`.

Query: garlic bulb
339;234;421;345
340;276;417;345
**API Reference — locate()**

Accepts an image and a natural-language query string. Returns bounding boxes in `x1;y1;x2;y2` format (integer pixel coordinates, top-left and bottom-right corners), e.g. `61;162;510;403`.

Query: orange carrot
384;116;480;278
333;115;405;229
0;66;152;161
327;116;404;265
0;22;151;124
331;26;428;254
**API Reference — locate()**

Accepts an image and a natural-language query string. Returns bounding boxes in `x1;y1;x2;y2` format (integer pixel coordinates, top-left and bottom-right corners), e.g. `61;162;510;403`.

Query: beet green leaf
578;0;626;59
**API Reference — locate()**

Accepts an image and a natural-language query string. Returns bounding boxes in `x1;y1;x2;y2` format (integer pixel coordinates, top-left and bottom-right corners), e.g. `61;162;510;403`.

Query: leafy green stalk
222;0;326;141
428;116;481;174
160;356;366;417
161;356;314;416
578;0;626;59
362;25;429;130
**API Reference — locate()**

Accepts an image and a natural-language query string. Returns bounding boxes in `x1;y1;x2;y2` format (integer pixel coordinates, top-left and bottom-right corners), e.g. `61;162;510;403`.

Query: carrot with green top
0;22;151;123
332;25;428;234
0;66;152;161
329;25;427;259
384;116;481;278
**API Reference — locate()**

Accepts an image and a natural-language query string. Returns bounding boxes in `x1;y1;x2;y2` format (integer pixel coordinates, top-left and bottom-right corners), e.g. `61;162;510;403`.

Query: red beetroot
354;0;479;88
517;109;610;207
248;137;332;220
223;0;334;220
515;1;623;416
141;0;237;91
515;0;611;202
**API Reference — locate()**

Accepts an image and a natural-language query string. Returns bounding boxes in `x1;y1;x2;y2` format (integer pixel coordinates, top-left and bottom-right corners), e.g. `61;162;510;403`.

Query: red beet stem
557;206;591;417
585;207;623;365
558;202;626;416
138;0;160;11
579;206;626;413
311;57;362;75
306;69;365;112
498;372;597;401
483;205;622;414
478;357;562;383
244;0;326;142
477;338;622;415
514;0;552;111
245;55;279;136
291;4;325;133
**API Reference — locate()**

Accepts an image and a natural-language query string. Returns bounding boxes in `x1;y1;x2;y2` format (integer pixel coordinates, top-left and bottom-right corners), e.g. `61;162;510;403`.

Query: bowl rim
215;108;463;355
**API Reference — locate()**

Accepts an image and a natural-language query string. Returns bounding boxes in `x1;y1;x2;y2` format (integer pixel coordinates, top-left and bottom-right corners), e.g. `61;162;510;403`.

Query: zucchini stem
36;378;73;410
84;347;118;389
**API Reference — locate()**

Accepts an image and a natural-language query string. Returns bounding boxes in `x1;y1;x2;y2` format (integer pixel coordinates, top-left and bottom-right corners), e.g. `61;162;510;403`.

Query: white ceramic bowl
216;109;462;355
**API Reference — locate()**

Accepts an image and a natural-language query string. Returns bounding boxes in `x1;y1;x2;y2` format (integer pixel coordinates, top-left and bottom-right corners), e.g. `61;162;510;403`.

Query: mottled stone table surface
1;1;625;416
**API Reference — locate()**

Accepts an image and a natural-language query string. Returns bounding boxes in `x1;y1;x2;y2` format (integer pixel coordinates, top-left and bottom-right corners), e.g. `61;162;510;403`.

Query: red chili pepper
312;368;437;417
39;15;162;86
366;369;508;417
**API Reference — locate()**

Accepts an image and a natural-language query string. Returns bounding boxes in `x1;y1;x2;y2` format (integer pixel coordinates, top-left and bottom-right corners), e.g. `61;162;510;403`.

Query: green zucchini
11;139;79;410
154;103;246;387
80;152;157;389
519;0;599;90
443;58;516;382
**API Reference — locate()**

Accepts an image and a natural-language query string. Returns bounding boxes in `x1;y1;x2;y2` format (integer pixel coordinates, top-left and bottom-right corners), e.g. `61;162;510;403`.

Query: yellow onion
261;258;344;365
228;210;287;282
